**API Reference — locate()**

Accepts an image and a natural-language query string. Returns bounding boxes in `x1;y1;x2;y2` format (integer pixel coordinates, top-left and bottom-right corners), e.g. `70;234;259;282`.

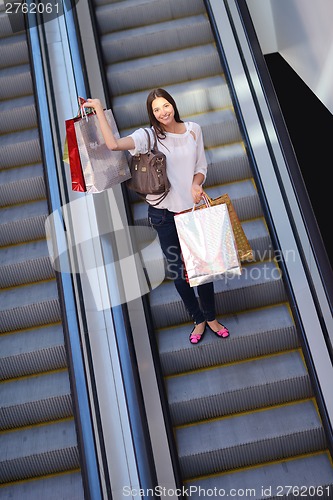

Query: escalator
1;0;333;498
91;0;333;495
0;7;85;499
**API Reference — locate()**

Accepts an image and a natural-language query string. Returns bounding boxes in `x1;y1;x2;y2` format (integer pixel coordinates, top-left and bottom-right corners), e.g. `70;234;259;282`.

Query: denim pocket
148;210;166;227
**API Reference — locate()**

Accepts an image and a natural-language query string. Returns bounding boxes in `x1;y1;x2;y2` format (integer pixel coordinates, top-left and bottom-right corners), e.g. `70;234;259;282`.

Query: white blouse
128;122;207;213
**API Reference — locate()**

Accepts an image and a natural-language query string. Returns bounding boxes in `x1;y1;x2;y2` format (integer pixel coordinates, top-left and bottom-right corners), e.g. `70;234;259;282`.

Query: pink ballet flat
189;325;206;344
207;324;229;339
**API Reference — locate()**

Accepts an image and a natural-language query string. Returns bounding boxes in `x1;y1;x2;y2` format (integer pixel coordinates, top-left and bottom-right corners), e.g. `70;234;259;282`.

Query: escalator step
0;64;33;100
101;14;213;64
176;400;326;479
0;420;80;483
185;452;333;499
1;472;84;500
0;128;41;169
0;95;37;134
205;142;252;186
106;44;223;96
0;199;48;246
0;163;46;207
0;240;54;287
0;11;25;39
167;350;312;425
0;471;84;500
1;370;73;430
95;0;205;34
150;260;287;329
158;304;298;375
0;324;67;380
0;33;29;68
0;280;61;333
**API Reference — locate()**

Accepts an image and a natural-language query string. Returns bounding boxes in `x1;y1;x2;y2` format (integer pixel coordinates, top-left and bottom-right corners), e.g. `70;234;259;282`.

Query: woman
83;89;229;344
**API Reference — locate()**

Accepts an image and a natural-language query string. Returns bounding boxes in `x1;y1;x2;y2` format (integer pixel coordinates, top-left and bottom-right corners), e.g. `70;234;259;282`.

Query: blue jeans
148;205;216;324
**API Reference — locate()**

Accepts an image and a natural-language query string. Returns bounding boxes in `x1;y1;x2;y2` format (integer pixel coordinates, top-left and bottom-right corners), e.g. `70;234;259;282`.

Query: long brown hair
146;88;183;139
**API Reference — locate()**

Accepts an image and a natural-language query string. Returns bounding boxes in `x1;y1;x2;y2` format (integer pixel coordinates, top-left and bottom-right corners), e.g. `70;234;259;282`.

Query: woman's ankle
192;321;206;333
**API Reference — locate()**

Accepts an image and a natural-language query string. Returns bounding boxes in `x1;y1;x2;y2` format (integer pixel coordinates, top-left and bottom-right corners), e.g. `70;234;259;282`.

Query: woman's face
151;97;175;128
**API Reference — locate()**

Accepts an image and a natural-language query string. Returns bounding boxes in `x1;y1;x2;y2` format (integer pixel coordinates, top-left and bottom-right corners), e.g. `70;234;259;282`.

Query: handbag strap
136;189;169;206
144;127;160;152
141;127;168;206
143;128;152;152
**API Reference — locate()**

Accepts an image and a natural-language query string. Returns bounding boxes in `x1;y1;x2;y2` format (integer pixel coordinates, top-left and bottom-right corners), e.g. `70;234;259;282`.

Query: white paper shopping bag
175;201;241;286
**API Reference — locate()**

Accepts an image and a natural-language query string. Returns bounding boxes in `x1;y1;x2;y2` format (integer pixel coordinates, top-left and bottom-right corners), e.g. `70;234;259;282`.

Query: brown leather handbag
126;128;170;206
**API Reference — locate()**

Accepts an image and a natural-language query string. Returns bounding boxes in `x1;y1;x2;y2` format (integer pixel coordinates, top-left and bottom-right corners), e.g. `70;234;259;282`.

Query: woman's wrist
93;105;105;118
84;98;103;115
192;173;205;187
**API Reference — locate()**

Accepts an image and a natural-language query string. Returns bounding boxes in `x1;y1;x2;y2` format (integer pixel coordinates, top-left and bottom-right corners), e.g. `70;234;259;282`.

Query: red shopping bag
64;115;87;192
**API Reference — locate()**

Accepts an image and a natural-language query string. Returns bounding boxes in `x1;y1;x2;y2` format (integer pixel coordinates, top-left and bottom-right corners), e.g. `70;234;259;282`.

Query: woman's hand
192;182;203;204
82;98;104;114
81;98;135;151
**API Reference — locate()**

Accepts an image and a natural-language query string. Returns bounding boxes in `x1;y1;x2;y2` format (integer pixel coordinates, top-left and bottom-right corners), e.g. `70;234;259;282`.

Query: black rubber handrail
25;4;103;499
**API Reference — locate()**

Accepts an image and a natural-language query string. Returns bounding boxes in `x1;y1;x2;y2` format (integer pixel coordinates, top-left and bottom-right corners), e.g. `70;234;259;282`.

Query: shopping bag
174;197;242;287
179;192;254;263
74;108;131;193
205;192;254;262
64;115;87;192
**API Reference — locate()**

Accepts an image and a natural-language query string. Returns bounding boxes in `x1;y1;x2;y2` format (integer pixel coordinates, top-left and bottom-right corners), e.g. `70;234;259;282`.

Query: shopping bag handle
202;191;213;206
191;191;213;212
77;96;96;121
